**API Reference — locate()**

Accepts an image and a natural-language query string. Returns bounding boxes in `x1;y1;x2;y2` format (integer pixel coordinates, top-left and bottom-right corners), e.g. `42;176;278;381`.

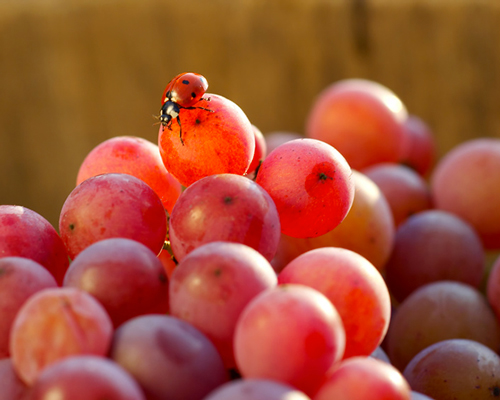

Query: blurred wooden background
1;0;499;228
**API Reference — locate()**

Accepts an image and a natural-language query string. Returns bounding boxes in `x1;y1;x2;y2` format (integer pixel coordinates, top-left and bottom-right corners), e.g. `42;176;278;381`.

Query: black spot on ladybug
191;92;196;98
182;79;190;85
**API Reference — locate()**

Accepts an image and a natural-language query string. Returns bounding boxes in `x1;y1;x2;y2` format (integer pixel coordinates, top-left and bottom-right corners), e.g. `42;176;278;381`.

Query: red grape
158;93;255;187
234;284;346;396
247;124;267;176
168;173;280;262
0;257;57;358
431;138;500;249
0;205;69;284
362;163;432;227
484;254;500;324
272;170;394;273
29;355;146;400
278;247;391;359
76;135;182;215
306;78;408;170
110;314;228;400
204;378;312;400
169;241;277;368
0;358;29;400
314;356;411;400
255;138;354;238
10;287;113;385
59;173;167;259
384;210;485;302
403;339;500;399
399;114;436;177
385;281;500;371
63;238;169;328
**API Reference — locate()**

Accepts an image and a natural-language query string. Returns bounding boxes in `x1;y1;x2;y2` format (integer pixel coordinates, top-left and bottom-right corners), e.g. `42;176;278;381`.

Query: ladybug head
159;101;180;126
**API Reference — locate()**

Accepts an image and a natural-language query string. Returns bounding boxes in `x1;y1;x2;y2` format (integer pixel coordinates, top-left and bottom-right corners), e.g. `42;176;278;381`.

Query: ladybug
158;72;212;145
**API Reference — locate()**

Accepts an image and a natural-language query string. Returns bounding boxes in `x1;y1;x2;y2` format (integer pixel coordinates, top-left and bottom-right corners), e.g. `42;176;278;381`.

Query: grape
168;173;280;262
0;205;69;284
76;135;182;215
362;163;432;227
169;241;277;368
264;131;304;154
203;378;312;400
385;281;500;371
314;356;411;400
233;284;346;396
247;124;267;176
272;170;394;273
431;138;500;249
384;210;485;302
403;339;500;399
306;78;408;170
0;358;29;400
158;93;255;187
486;254;500;322
63;238;169;328
29;355;146;400
10;287;113;385
255;138;354;238
399;114;436;177
0;257;57;358
59;173;167;259
278;247;391;359
110;314;228;400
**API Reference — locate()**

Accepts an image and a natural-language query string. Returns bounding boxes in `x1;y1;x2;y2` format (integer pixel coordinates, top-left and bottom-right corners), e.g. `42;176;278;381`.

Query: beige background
1;0;499;227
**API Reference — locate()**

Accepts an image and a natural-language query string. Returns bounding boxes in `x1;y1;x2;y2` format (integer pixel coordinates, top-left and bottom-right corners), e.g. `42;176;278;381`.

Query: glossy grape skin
10;287;113;385
203;378;312;400
278;247;391;359
255;138;354;238
431;138;500;249
384;210;485;302
272;170;394;273
314;356;411;400
362;163;432;227
233;284;346;396
403;339;500;399
169;173;280;262
306;79;408;170
169;242;277;368
29;355;146;400
110;314;228;400
76;135;182;215
0;205;69;285
0;257;58;358
158;93;255;187
63;238;169;328
400;115;436;177
385;281;500;372
59;173;167;260
0;358;29;400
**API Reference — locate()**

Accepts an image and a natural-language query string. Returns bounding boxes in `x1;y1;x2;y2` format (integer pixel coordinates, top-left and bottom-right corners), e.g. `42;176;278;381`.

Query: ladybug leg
176;115;184;145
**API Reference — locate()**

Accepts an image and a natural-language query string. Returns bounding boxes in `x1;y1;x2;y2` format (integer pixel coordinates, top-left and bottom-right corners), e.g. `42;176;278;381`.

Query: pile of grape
2;72;500;400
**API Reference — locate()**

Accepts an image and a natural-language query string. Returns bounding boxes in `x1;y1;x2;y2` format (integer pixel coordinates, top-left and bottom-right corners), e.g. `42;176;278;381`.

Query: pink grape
9;287;113;385
59;173;167;259
169;241;277;368
168;173;280;262
76;135;182;215
204;378;312;400
255;138;354;238
313;356;411;400
110;314;228;400
278;247;391;359
0;358;29;400
0;205;69;284
234;284;346;396
362;163;432;227
29;355;146;400
0;257;57;358
384;210;485;302
385;281;500;372
63;238;169;328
